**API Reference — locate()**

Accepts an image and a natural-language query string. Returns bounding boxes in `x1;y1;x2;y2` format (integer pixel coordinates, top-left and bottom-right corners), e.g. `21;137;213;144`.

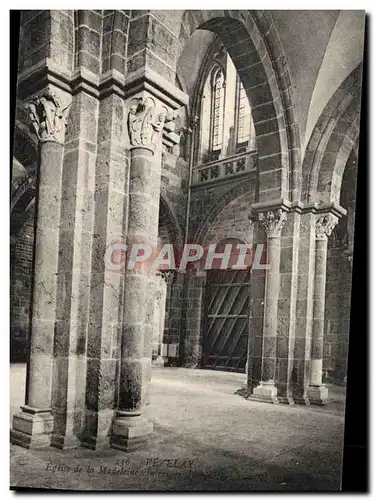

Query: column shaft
310;238;328;386
182;270;206;367
249;208;287;404
308;212;338;405
250;236;280;403
11;140;64;448
28;142;64;407
111;147;159;450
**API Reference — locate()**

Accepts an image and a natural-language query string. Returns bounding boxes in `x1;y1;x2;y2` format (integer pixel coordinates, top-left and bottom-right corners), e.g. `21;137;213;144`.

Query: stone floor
10;363;347;491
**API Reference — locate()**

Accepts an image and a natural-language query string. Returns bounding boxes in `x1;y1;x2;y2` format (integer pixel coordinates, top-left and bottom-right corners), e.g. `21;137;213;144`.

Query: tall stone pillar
182;269;206;367
110;94;177;451
308;213;338;404
11;87;71;448
152;272;172;367
250;208;287;404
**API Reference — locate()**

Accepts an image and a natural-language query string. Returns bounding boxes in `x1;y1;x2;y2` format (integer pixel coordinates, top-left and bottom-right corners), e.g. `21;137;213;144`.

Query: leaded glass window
211;68;225;152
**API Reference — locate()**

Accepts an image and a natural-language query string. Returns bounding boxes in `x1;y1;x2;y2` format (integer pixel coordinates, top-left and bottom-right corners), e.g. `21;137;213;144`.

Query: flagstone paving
10;364;346;491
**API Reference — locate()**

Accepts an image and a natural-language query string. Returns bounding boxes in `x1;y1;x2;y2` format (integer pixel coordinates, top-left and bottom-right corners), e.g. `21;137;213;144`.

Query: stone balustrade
192;150;257;185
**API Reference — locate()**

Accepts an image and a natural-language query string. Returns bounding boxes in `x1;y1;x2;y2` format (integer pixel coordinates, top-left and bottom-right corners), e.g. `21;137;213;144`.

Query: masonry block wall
324;246;351;382
203;190;256;245
189;174;256;243
10;205;35;361
322;153;357;383
161;151;189;235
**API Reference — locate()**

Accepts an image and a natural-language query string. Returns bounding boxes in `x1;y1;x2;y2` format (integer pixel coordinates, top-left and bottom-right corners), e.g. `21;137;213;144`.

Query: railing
192;150;257;185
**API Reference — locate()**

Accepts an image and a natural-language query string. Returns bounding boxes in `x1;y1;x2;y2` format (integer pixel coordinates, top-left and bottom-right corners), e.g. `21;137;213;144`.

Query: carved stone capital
258;209;287;238
127;95;176;153
26;88;71;145
315;214;338;240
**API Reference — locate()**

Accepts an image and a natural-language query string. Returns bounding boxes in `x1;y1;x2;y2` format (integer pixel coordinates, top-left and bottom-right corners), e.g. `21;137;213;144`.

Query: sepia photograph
9;8;367;491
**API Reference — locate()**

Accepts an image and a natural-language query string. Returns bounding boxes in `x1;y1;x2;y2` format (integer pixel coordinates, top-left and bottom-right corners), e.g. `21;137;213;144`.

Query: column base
50;433;81;450
81;435;111;450
277;395;295;405
110;414;153;452
307;385;330;405
247;382;279;404
293;395;311;405
11;405;54;449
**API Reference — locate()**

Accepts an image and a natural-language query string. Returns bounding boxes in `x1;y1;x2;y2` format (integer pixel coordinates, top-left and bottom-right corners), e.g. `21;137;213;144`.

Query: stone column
152;271;173;366
182;269;206;367
251;208;287;404
110;95;176;451
11;87;70;448
307;213;338;405
151;273;163;362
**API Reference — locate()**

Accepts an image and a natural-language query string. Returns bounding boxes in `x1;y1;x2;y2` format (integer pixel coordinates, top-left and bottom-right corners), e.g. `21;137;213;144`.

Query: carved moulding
127;96;177;154
25;87;71;145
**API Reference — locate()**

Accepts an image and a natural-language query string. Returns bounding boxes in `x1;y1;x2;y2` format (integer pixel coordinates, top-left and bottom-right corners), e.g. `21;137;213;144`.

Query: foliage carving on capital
258;209;287;238
26;88;70;145
127;96;175;153
316;214;338;240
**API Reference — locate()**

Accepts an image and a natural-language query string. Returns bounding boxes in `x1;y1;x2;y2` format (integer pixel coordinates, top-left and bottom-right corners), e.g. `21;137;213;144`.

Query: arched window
210;67;225;157
235;76;252;152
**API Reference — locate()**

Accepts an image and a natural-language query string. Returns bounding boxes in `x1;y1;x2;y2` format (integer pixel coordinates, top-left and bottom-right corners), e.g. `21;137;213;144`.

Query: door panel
203;269;250;372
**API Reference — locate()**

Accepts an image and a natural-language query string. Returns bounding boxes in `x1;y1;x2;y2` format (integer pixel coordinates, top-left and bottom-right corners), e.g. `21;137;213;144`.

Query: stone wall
203;190;255;245
189;174;256;243
10;204;35;361
161;151;188;235
324;241;352;383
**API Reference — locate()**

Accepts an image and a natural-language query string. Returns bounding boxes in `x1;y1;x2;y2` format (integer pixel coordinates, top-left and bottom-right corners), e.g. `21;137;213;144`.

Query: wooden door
202;269;250;372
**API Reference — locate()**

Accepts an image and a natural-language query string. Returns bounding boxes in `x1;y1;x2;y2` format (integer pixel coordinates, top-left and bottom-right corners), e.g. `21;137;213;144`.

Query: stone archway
176;10;301;203
302;64;363;204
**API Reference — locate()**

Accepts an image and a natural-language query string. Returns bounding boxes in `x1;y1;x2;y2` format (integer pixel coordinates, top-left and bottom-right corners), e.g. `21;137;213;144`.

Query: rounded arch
177;10;301;202
302;64;362;204
317;112;360;205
